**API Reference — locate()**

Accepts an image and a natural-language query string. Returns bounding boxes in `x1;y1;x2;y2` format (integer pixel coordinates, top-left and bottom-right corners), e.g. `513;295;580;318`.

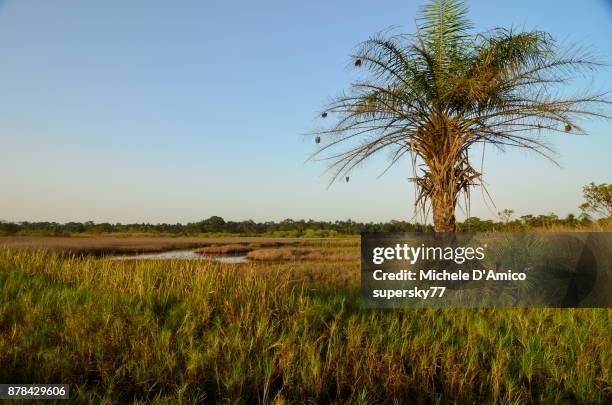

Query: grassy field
0;236;332;256
0;239;610;403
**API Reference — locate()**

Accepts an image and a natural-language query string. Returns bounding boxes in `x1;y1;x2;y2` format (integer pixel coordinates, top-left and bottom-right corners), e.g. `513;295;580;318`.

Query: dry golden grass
0;236;348;256
247;247;323;261
246;247;357;262
195;244;254;255
0;247;609;403
534;222;612;232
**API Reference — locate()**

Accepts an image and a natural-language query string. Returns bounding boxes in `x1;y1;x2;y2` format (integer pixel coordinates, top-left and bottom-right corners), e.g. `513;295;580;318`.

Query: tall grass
0;248;609;403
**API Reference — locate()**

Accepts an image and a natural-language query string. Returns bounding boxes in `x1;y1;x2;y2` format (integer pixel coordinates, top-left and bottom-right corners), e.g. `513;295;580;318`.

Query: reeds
0;236;315;256
195;244;254;255
0;247;609;403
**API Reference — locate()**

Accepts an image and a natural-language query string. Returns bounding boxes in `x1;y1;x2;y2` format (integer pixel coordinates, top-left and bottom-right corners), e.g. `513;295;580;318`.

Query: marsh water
111;250;248;264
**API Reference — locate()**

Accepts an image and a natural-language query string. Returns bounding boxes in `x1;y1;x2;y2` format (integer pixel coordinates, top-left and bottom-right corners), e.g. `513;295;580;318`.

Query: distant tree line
0;212;606;237
2;183;608;236
0;217;427;237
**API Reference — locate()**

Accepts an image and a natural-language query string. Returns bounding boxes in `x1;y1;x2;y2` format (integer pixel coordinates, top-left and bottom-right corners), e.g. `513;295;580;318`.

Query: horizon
0;209;593;226
1;0;611;224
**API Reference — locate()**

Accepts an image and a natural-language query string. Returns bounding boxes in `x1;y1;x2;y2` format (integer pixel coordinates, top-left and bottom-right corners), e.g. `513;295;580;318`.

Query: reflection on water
111;250;248;264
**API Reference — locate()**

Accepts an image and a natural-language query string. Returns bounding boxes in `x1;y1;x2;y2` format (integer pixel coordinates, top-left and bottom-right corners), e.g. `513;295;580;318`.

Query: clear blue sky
1;0;611;224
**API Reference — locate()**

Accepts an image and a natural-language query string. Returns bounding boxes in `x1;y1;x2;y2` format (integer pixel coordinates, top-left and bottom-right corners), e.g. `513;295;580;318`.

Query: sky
0;0;611;224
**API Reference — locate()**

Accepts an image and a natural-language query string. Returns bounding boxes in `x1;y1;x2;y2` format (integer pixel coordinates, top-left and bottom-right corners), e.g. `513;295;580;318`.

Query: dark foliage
0;212;598;237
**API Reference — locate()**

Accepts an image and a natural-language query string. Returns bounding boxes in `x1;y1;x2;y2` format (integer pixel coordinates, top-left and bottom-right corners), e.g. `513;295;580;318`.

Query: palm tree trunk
430;171;458;232
432;192;456;232
422;118;461;233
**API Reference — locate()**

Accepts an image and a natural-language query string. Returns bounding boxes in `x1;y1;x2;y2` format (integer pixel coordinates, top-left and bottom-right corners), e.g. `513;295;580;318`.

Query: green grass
0;248;610;403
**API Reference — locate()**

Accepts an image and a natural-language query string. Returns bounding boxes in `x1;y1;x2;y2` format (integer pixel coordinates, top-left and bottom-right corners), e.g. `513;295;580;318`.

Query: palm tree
312;0;610;232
